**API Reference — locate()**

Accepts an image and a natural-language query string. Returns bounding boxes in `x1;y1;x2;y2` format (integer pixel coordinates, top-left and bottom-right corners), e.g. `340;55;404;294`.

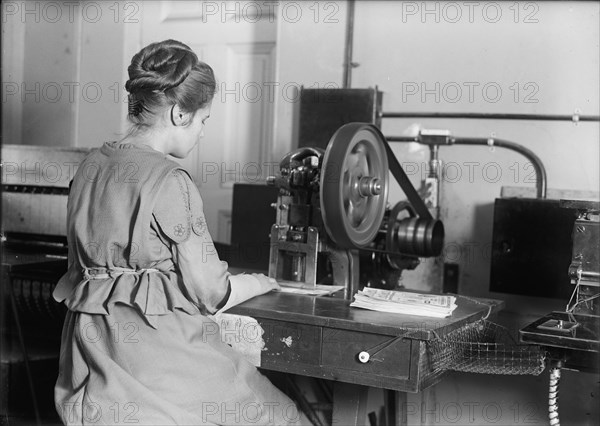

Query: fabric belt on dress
82;267;160;280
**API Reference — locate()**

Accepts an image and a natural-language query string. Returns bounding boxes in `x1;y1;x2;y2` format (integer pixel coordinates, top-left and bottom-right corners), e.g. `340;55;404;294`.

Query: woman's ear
170;104;191;126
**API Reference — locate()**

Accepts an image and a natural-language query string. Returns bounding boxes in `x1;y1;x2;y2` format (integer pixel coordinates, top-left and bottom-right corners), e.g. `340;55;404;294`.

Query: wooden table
229;291;503;426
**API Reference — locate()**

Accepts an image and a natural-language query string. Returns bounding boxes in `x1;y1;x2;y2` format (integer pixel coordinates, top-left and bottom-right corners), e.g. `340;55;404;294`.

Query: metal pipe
385;136;419;143
428;144;439;179
380;111;600;122
451;137;547;198
342;0;355;88
384;135;548;199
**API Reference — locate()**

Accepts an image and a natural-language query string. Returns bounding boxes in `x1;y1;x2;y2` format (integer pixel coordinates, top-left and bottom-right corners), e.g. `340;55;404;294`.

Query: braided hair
125;40;216;129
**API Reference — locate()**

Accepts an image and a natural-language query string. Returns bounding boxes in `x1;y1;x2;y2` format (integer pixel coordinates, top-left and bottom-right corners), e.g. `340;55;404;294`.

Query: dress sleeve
153;170;231;313
153;170;192;243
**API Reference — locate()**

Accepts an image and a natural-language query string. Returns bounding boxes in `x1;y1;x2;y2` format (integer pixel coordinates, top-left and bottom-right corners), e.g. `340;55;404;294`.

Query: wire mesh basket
427;320;546;375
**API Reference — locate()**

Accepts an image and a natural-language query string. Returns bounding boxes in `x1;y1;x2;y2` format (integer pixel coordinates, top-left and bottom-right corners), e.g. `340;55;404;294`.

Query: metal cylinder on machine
394;217;444;257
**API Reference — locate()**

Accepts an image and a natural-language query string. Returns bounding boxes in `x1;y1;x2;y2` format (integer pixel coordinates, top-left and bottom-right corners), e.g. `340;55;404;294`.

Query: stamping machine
518;200;599;424
520;200;600;371
266;122;444;298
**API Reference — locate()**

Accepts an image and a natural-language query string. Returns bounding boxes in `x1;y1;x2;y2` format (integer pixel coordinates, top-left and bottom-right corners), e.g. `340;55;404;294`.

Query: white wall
2;1;130;148
272;1;348;160
2;3;26;147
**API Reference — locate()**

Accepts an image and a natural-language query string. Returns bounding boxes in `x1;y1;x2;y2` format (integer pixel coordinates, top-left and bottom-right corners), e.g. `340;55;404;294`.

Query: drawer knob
358;351;370;363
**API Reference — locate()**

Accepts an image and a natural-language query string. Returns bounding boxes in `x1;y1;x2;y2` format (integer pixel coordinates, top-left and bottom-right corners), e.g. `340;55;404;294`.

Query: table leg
384;389;408;426
9;278;41;425
332;382;368;426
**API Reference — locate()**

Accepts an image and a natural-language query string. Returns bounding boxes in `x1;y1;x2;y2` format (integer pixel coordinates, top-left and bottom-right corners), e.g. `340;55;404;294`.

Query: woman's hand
251;274;281;296
214;273;280;314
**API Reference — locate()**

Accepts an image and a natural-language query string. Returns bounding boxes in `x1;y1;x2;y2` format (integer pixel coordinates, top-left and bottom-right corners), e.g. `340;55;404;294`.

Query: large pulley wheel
320;123;389;248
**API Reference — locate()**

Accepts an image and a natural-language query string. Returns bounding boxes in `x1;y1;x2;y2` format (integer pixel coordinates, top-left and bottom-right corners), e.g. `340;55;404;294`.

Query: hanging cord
359;328;436;363
361;295;494;363
358;334;406;363
549;363;562;426
456;295;493;320
568;293;600;312
565;270;600;316
565;270;582;314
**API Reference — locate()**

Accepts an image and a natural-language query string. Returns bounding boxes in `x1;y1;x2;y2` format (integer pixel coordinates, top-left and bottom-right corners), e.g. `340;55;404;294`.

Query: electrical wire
549;367;561;426
565;271;582;313
568;293;600;312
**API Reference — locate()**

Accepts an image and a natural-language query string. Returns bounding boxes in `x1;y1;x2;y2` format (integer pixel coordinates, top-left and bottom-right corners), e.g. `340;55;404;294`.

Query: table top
1;248;67;274
230;291;503;340
1;256;503;340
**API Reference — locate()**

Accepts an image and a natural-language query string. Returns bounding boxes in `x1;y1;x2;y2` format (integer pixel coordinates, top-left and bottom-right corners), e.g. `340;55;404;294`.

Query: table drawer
321;328;412;378
259;319;321;367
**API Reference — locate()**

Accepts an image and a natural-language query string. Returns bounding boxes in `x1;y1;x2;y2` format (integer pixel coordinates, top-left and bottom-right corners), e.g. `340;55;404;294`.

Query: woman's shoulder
90;141;185;174
153;169;201;244
71;142;189;197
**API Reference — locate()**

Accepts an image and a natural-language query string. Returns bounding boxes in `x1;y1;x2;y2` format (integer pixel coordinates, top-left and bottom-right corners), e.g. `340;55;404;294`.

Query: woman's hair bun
125;39;216;126
125;40;198;94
